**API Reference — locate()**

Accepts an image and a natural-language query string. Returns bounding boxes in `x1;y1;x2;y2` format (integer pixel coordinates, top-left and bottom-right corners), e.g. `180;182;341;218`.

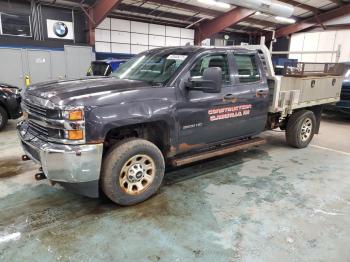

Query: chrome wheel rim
119;154;155;195
300;118;313;142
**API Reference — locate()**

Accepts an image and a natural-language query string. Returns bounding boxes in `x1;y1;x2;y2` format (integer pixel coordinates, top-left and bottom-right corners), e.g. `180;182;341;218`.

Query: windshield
344;64;350;82
112;52;189;85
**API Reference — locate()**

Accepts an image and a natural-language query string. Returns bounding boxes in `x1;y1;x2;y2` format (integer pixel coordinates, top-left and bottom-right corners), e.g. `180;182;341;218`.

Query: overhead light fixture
275;16;296;24
215;2;231;9
197;0;231;9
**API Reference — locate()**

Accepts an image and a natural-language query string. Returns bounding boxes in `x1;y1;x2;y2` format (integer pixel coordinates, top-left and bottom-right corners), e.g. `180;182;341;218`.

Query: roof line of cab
145;45;251;54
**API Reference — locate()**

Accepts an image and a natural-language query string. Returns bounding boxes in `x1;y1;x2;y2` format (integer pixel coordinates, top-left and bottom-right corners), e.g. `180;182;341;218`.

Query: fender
85;88;178;146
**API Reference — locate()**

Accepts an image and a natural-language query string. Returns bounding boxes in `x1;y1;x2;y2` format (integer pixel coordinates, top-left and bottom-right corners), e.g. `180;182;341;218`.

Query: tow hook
22;155;30;161
35;173;46;181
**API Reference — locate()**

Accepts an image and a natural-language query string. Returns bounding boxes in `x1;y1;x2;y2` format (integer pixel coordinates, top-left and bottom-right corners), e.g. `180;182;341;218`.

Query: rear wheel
101;138;165;206
0;106;8;131
286;110;316;148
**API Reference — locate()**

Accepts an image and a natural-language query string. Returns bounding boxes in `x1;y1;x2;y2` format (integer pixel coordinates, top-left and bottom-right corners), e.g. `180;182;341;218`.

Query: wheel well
104;121;171;156
0;103;9;118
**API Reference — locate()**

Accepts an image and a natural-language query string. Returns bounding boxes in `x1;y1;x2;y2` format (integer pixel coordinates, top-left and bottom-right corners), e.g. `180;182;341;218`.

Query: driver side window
190;53;231;84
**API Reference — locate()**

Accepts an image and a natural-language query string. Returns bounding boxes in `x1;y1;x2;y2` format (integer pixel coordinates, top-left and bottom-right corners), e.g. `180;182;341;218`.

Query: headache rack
283;62;345;77
240;45;345;116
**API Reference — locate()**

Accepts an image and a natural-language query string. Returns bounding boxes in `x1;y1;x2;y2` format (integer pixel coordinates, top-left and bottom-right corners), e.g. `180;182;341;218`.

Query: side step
171;137;266;167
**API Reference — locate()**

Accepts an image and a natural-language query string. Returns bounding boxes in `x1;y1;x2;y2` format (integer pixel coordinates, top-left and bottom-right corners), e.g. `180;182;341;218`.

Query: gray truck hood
25;77;152;107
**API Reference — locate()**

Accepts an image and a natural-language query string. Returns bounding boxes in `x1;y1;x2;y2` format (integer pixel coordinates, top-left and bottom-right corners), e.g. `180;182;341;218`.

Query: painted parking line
310;144;350;156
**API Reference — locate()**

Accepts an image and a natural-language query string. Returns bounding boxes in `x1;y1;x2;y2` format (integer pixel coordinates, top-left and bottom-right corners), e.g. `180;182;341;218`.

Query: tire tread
286;110;316;148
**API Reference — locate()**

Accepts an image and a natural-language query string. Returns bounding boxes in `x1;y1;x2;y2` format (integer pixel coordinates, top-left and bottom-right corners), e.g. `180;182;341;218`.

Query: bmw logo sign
53;22;68;37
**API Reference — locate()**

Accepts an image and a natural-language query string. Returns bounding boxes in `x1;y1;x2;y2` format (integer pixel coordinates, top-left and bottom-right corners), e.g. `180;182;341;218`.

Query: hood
25;77;152;106
0;82;20;89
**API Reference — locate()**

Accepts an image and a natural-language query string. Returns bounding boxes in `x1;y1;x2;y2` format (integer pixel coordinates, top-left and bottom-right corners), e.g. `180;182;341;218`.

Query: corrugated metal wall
289;30;350;63
0;45;94;89
95;18;195;55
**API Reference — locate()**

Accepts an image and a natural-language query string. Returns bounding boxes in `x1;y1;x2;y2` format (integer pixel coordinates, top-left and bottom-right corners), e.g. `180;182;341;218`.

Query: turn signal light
68;130;84;140
68;110;83;121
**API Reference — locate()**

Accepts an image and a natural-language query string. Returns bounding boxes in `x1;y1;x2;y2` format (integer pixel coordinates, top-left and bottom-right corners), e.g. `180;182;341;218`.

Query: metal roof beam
89;0;121;27
86;0;121;45
245;18;277;28
277;0;319;13
275;3;350;38
195;7;255;44
146;0;221;17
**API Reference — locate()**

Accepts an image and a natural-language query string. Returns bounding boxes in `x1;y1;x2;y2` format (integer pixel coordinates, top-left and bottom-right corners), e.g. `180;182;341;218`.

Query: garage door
27;50;52;84
65;46;94;79
0;48;25;89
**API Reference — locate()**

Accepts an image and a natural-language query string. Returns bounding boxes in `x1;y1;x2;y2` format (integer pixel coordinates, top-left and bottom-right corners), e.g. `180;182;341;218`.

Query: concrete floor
0;114;349;262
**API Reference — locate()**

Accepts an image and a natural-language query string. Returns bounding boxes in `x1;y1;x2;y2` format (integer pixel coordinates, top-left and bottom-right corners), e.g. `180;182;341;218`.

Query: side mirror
187;67;222;93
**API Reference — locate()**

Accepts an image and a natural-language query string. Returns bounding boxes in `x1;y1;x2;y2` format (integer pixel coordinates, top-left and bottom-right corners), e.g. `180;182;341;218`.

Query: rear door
231;51;269;136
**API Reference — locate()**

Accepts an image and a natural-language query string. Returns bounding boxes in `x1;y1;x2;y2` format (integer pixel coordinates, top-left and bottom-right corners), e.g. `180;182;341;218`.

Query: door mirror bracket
187;67;222;93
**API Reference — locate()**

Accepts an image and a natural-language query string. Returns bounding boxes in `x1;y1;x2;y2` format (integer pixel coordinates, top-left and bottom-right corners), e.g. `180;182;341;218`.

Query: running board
171;137;266;167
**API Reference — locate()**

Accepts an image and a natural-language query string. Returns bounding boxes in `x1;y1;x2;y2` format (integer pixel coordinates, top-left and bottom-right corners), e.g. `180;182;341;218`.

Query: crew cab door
175;50;269;154
176;51;245;152
230;51;269;137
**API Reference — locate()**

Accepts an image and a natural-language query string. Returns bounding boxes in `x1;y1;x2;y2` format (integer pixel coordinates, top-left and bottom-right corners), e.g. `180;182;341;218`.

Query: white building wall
289;30;350;63
95;18;195;54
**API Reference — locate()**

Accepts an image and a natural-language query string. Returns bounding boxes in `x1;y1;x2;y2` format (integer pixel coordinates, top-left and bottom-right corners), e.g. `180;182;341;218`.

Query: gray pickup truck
17;46;343;205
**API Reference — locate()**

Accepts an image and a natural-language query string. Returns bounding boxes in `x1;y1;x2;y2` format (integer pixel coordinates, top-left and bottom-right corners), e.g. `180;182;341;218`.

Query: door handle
224;94;236;99
223;94;237;102
256;89;268;98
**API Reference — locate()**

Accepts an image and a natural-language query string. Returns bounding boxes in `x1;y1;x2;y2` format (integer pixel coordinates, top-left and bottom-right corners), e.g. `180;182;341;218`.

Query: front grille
22;95;85;144
28;120;48;141
23;100;47;117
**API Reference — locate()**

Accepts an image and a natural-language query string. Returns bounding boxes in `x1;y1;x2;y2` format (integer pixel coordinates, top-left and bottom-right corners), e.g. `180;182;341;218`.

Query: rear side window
235;54;261;83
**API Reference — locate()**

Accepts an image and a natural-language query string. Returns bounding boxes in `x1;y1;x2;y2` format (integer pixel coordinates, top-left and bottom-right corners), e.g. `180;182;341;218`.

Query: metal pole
335;44;341;63
185;17;206;29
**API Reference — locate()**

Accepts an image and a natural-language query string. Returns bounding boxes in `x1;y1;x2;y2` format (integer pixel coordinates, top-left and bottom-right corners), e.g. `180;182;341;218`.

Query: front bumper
17;120;103;197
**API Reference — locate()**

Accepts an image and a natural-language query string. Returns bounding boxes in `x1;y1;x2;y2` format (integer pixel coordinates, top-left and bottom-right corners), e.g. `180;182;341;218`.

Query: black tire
0;106;8;131
286;110;316;148
101;138;165;206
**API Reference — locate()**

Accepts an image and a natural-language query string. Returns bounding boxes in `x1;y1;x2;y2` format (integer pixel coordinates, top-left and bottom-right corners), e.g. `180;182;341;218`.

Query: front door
176;51;253;153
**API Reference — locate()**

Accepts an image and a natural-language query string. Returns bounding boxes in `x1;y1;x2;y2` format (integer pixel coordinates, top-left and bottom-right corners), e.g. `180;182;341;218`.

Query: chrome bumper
17;120;103;184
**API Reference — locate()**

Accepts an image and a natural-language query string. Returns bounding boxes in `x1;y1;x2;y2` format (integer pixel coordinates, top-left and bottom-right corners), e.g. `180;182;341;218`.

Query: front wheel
101;138;165;206
286;110;316;148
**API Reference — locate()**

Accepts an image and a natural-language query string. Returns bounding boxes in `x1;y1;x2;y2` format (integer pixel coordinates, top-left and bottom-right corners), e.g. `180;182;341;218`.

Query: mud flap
311;105;324;134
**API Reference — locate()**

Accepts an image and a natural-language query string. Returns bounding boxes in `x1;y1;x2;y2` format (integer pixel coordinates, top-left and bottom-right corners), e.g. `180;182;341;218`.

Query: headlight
61;108;85;141
68;110;84;121
62;109;84;121
0;87;20;95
